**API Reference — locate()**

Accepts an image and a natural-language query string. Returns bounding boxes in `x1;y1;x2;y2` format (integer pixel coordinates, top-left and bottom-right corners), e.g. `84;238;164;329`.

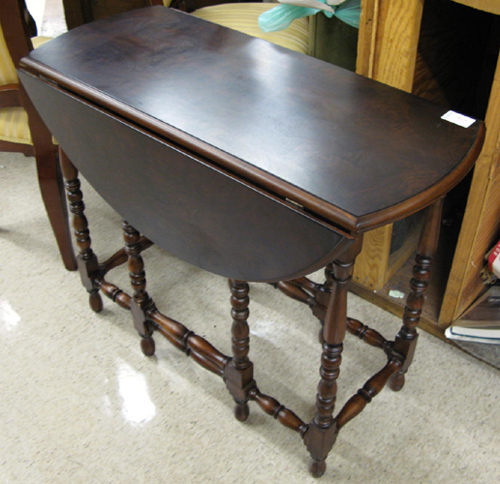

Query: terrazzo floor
1;149;500;483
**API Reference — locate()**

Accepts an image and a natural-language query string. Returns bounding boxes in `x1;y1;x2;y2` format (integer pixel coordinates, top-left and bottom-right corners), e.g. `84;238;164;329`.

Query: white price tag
441;110;476;128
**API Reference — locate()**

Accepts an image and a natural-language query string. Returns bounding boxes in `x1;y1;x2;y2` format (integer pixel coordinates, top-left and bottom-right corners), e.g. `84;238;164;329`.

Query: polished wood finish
19;7;484;478
59;149;101;309
389;198;444;391
304;238;362;476
19;8;483;233
123;220;157;356
225;280;253;421
0;0;76;271
18;70;350;283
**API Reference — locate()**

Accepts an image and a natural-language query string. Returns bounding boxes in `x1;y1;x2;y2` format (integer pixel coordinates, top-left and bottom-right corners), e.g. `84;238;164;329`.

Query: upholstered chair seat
0;36;51;145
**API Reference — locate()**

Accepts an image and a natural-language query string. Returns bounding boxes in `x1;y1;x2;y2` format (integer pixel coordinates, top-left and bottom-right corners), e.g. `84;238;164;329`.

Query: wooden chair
62;0;310;55
0;0;76;270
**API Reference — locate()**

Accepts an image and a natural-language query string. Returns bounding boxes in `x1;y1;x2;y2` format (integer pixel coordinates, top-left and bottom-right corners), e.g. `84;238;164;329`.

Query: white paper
441;110;476;128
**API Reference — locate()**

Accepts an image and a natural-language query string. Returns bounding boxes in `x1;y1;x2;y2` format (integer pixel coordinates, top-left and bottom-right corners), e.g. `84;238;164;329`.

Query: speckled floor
2;148;500;484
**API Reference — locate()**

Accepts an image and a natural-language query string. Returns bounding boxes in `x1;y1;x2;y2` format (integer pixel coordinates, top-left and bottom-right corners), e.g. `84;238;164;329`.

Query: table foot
234;402;250;422
309;459;326;478
140;335;156;357
89;291;103;313
389;372;405;391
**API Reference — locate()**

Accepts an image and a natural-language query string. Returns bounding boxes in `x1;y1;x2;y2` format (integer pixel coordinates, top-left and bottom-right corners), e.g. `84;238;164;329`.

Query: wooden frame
440;50;500;325
0;0;76;270
352;0;425;290
354;0;500;328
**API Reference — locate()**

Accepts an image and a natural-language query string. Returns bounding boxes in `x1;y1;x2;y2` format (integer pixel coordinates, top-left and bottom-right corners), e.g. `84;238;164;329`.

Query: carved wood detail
274;280;316;307
23;6;485;476
99;236;153;274
100;276;231;376
122;221;157;356
305;239;362;476
249;387;308;435
60;150;102;312
224;280;255;422
389;199;444;391
346;317;391;352
99;279;132;310
335;359;401;429
153;311;230;377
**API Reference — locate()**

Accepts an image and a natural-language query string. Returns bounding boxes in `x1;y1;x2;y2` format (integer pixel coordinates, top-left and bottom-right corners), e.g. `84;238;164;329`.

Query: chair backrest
62;0;243;29
0;0;34;109
0;0;54;153
0;0;33;70
0;27;19;86
63;0;169;29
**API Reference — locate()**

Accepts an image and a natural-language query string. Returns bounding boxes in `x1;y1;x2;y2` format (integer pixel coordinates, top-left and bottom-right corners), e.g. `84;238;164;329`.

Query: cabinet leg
389;199;444;391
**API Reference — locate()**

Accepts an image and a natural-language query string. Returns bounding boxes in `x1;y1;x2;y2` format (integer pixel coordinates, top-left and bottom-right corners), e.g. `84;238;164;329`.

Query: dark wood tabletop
20;6;484;233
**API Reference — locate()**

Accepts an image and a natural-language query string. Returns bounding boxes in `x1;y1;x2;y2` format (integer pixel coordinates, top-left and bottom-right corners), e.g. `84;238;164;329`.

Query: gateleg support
59;149;102;312
224;280;255;422
389;198;444;391
123;221;157;356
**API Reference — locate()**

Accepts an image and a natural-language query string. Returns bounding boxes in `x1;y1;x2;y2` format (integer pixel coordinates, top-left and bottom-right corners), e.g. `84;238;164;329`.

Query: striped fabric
0;34;51;145
192;3;310;55
0;107;31;144
32;36;51;49
0;27;17;85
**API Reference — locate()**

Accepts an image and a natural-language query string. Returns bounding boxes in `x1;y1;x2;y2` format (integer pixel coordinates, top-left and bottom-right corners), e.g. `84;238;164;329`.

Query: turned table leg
224;280;255;422
389;199;444;391
122;221;157;356
314;263;335;344
59;149;102;312
304;237;363;477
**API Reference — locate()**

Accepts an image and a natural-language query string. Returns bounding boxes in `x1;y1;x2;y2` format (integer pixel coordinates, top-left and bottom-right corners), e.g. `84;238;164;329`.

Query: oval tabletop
20;6;484;232
19;7;485;282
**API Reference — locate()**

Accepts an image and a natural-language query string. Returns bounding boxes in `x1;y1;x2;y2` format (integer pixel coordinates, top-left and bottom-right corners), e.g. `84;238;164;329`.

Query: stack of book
446;268;500;345
445;321;500;344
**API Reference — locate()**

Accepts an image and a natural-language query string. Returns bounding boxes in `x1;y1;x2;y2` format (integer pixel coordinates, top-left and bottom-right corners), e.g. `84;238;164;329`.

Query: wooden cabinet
352;0;500;335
